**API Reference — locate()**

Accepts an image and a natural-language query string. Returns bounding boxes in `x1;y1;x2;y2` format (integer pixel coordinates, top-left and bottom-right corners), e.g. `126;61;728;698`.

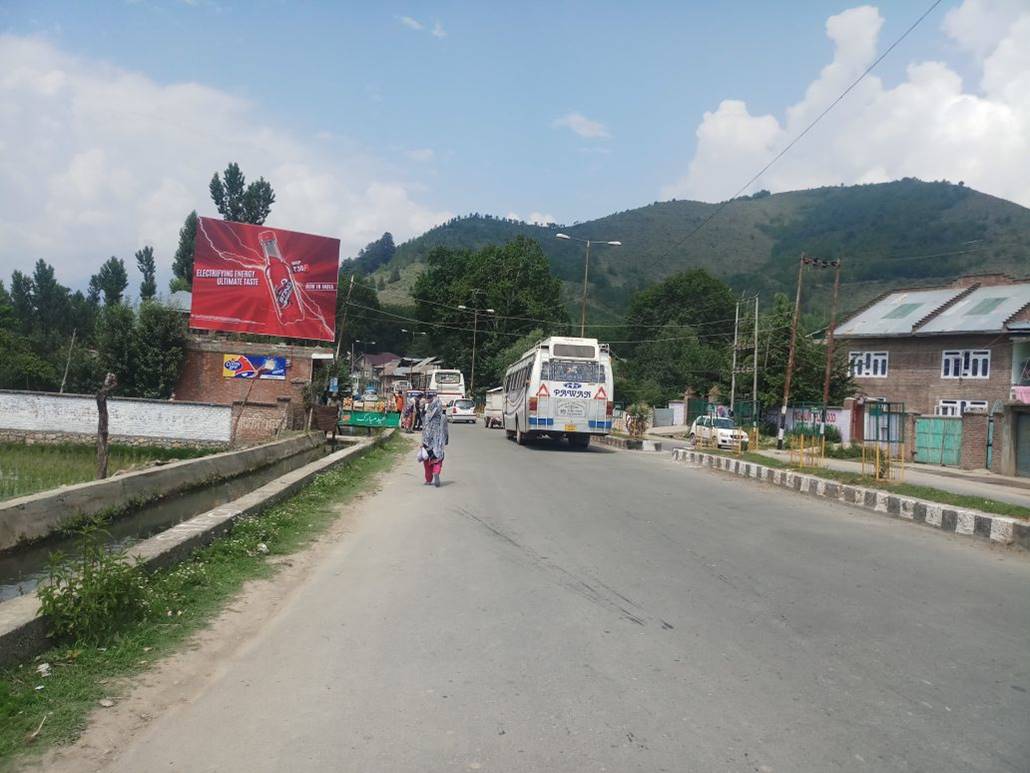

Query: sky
1;0;1028;290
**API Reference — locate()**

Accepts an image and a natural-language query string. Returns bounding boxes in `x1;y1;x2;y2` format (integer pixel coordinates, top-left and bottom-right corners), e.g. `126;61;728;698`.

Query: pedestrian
413;394;424;431
420;390;449;487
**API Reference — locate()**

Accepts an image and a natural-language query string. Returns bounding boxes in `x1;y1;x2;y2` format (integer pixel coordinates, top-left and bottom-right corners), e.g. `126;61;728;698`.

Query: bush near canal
0;434;403;768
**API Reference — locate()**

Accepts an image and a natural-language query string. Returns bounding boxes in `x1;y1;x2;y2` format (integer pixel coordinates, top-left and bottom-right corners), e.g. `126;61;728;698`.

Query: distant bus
503;336;613;448
427;369;466;403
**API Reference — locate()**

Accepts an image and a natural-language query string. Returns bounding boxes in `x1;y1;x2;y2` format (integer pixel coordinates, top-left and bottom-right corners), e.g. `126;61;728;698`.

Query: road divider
600;436;662;452
672;448;1029;550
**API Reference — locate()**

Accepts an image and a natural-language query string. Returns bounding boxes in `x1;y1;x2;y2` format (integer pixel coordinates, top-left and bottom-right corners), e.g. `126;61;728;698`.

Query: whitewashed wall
0;390;231;443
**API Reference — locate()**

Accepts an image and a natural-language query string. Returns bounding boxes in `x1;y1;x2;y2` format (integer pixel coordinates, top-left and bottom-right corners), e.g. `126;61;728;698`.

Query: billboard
222;354;287;380
190;217;340;342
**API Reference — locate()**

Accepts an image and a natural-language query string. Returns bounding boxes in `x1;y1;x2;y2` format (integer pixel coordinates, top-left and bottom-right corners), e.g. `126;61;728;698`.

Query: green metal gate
914;417;963;466
1017;413;1030;478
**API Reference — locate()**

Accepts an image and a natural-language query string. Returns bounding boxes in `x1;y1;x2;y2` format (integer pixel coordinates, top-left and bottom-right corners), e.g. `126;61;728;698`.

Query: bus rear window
549;359;601;382
552;344;596;358
434;372;461;385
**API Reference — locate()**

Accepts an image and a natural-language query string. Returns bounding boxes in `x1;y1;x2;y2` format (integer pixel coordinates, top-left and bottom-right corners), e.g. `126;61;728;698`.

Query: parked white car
446;398;477;423
689;416;749;450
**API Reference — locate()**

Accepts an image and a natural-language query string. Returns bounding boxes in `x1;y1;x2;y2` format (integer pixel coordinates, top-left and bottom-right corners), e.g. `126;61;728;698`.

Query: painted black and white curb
600;435;662;452
672;448;1029;550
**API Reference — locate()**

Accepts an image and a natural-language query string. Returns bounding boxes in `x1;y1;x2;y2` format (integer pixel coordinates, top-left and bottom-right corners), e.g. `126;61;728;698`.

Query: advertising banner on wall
221;354;287;380
190;217;340;342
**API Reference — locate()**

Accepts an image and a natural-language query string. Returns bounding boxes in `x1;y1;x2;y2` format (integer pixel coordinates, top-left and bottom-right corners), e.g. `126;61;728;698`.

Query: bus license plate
564;423;577;432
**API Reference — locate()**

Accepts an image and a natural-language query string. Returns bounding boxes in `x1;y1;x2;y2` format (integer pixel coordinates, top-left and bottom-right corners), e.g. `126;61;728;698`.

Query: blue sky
1;0;1026;285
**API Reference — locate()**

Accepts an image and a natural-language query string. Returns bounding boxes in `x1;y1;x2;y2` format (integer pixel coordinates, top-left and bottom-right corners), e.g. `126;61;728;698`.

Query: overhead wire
664;0;945;254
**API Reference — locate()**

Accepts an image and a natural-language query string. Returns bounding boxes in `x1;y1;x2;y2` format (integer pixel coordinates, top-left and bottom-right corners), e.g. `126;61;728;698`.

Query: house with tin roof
833;274;1030;476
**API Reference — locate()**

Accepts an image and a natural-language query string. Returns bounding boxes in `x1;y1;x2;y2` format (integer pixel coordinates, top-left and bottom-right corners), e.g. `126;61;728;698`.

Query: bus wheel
569;433;590;449
516;420;528;446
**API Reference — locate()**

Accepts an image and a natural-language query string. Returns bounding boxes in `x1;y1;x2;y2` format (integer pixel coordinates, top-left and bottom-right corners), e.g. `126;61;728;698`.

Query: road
91;424;1029;772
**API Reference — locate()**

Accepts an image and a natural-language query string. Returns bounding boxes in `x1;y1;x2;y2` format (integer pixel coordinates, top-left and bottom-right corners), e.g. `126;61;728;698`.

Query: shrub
37;523;152;644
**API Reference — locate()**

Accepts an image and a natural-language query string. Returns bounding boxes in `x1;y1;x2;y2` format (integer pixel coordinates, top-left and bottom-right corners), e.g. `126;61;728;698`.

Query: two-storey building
834;274;1030;476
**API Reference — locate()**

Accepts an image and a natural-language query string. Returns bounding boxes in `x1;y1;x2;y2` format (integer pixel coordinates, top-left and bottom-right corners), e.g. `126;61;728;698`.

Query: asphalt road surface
102;424;1029;772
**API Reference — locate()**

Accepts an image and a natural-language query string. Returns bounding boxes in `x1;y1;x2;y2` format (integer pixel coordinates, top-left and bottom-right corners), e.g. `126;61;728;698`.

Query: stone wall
0;390;231;445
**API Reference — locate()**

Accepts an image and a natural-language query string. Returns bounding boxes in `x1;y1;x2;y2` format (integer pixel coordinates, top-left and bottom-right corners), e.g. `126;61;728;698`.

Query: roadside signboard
221;354;287;380
190;217;340;342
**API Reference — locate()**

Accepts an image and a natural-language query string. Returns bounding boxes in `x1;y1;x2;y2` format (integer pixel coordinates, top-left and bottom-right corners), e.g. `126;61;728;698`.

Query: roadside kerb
671;448;1028;550
600;436;662;452
0;433;325;552
0;430;394;668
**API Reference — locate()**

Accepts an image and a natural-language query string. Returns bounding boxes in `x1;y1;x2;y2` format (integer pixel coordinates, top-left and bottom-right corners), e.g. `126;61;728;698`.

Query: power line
667;0;945;253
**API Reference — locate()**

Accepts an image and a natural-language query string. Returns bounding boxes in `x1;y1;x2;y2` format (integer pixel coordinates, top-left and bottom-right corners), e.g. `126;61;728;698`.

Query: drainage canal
0;441;342;602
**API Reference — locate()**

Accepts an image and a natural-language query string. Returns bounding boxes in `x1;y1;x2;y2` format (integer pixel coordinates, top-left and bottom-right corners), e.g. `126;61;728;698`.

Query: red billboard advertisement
190;217;340;342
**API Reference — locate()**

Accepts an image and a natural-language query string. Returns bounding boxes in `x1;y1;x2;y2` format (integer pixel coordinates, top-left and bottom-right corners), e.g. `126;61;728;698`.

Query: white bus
503;336;613;448
427;369;466;404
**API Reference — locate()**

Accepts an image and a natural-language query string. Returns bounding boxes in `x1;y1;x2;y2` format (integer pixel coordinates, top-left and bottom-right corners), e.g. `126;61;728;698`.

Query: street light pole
556;233;622;337
458;303;495;397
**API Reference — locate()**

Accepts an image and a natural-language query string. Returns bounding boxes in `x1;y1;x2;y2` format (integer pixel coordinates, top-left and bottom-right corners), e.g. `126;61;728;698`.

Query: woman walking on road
420;390;449;487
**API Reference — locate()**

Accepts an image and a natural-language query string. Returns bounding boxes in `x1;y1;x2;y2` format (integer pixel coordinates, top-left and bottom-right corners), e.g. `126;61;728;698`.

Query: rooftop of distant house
834;274;1030;338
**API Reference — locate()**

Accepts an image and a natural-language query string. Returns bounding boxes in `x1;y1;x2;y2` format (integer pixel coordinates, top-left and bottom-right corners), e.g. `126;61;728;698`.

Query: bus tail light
529;397;538;412
606;401;614;416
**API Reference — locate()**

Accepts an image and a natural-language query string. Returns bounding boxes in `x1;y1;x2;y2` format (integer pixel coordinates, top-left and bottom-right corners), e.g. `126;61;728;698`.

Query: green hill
368;179;1030;320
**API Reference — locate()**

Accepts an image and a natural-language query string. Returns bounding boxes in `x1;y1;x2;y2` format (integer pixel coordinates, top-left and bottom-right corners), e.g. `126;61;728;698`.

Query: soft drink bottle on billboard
259;230;306;325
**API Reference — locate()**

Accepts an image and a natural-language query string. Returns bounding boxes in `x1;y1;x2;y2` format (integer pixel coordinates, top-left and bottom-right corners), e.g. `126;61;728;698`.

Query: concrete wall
845;334;1014;415
0;433;323;551
0;389;231;445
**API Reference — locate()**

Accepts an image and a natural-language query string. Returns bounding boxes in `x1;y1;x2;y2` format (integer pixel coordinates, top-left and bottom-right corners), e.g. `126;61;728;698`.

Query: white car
689;416;749;450
446;398;477;423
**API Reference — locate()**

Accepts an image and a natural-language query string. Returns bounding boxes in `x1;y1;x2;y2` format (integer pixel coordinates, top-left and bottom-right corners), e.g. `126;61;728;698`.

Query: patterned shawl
421;397;449;459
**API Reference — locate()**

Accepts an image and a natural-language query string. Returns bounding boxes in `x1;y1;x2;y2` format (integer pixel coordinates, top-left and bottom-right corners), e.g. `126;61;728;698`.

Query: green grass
0;442;214;502
700;447;1030;520
0;434;405;769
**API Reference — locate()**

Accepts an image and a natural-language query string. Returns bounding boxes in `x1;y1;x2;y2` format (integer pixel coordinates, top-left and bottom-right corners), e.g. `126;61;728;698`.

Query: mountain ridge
367;179;1030;320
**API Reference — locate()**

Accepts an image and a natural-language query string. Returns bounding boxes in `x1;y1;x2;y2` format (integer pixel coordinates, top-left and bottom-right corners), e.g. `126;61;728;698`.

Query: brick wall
959;412;989;470
174;342;315;408
0;390;231;444
843;334;1014;414
231;399;293;444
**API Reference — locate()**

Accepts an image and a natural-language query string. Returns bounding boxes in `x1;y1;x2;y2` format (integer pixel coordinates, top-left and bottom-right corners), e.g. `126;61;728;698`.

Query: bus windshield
434;372;461;385
545;359;603;383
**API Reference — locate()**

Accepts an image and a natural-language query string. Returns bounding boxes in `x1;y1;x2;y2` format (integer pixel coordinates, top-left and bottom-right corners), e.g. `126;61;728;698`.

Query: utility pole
820;259;842;441
580;240;591;337
729;299;740;412
60;328;77;394
459;294;495;398
333;274;355;362
752;295;759;433
777;254;807;450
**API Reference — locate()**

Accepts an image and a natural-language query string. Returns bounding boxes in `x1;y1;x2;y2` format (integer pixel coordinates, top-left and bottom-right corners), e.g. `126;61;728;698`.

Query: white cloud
662;1;1030;208
398;15;423;31
0;35;452;287
404;148;435;162
505;211;556;225
432;21;447;38
552;111;612;140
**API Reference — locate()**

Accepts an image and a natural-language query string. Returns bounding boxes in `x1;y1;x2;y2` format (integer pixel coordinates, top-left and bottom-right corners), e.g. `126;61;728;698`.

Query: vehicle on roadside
446;398;477;423
689;415;749;450
426;369;466;405
503;335;613;448
483;386;504;428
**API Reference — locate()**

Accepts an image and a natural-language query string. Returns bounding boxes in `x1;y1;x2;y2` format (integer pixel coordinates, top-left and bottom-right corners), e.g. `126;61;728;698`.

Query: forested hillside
368;179;1030;320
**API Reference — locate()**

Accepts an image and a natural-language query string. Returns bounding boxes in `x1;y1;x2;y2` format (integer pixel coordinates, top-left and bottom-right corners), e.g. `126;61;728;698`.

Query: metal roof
834;288;964;337
917;283;1030;334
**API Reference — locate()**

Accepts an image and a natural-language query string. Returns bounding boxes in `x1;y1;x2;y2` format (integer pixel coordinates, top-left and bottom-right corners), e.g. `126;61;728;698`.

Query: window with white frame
941;349;990;379
936;399;988;416
849;351;889;378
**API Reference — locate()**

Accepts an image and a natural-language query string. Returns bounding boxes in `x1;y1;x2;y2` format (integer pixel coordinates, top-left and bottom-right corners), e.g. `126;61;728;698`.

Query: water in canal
0;442;340;602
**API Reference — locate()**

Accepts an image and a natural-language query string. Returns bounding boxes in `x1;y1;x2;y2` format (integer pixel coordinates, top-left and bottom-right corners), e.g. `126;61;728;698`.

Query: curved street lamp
556;233;621;336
